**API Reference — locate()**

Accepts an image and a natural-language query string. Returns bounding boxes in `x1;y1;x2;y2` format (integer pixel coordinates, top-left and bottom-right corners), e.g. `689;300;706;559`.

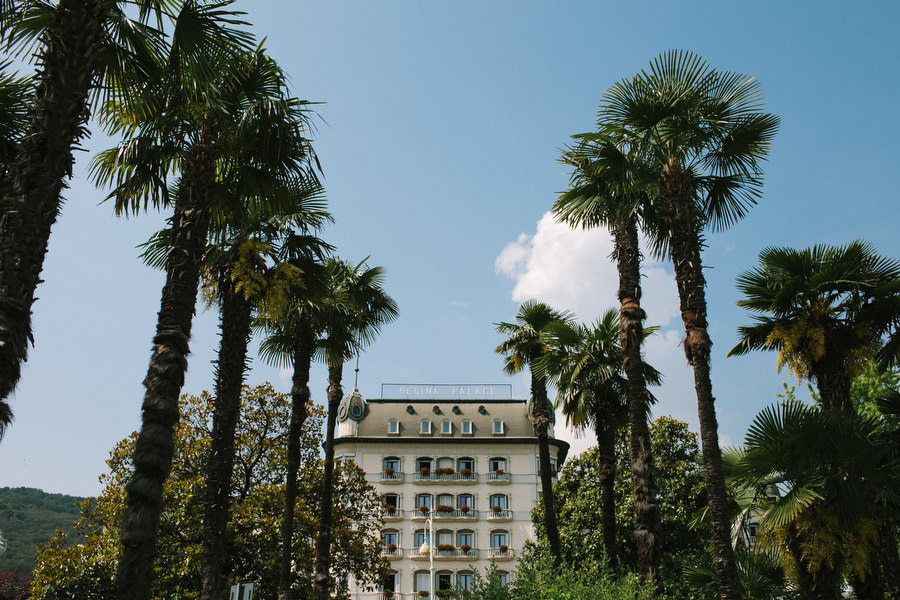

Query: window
436;493;453;511
383;530;398;547
383;457;400;473
490;494;508;510
458;457;474;472
457;530;474;548
457;572;473;592
416;457;433;472
491;530;508;548
383;493;399;513
497;571;510;586
414;529;427;548
387;419;399;434
437;572;453;591
457;494;474;509
437;530;453;546
489;457;507;473
382;571;397;593
461;419;473;434
441;419;452;435
415;571;430;593
420;419;432;434
492;419;504;435
416;494;432;511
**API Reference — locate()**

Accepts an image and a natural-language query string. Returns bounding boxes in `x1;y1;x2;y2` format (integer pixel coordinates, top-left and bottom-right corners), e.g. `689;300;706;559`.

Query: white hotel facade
334;385;569;599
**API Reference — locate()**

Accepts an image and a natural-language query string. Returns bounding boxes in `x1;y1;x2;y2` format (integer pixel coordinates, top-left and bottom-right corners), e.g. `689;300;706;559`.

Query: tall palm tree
198;206;329;599
0;0;168;410
495;300;573;563
596;50;780;600
257;255;333;600
89;15;289;598
539;309;661;568
0;62;31;439
556;132;664;584
729;242;900;414
312;258;398;600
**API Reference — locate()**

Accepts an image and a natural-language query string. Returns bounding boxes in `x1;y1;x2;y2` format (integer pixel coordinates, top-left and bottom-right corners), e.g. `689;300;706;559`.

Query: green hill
0;487;85;575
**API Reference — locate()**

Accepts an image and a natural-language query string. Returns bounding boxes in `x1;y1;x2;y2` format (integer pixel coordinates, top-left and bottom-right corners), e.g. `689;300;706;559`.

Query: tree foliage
29;384;386;600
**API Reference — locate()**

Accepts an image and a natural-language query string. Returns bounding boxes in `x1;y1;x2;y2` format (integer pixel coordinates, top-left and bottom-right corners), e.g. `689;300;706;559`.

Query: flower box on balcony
436;505;454;513
458;505;470;513
436;467;454;475
491;505;503;512
418;505;430;515
384;467;395;475
437;543;455;552
385;543;397;552
420;467;430;476
417;591;429;598
498;544;509;553
495;468;504;475
459;467;472;476
460;544;472;553
436;591;453;598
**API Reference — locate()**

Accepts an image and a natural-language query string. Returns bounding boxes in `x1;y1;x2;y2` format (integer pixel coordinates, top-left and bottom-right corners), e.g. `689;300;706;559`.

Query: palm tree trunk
613;217;661;586
117;143;215;600
786;522;816;600
278;330;314;600
531;369;562;563
313;363;343;600
594;410;617;568
0;0;106;409
661;162;740;600
880;527;900;600
812;350;854;413
200;270;254;600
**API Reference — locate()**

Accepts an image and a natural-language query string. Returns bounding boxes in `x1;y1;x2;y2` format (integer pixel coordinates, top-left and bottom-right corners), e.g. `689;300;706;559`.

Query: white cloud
496;212;706;448
496;212;679;327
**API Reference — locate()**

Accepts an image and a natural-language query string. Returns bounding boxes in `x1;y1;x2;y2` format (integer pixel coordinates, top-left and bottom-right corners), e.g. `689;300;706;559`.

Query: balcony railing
413;471;478;483
380;471;405;483
489;547;515;560
487;472;510;483
434;508;477;520
381;546;402;558
383;507;403;520
486;509;512;521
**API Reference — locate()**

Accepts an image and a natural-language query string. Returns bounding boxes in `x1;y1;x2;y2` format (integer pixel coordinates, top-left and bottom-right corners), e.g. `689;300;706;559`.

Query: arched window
457;529;474;550
415;493;432;513
440;419;452;434
414;571;430;593
490;529;509;548
457;457;475;474
489;457;507;473
387;418;399;434
457;571;474;592
382;529;399;547
436;571;453;591
416;457;433;473
383;456;400;474
457;493;474;510
490;494;508;511
420;419;432;434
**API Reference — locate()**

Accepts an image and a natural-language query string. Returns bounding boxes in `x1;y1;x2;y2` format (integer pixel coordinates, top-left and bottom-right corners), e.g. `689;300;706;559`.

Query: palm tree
89;15;287;598
0;0;169;409
312;258;398;600
729;400;900;600
539;309;661;568
729;241;900;414
257;256;331;600
198;203;329;599
596;50;780;600
556;132;664;584
0;62;31;439
495;300;573;562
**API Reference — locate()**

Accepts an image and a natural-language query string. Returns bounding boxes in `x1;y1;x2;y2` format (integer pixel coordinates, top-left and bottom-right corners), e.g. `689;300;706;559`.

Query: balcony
433;508;478;521
486;509;512;522
382;507;403;521
380;471;405;484
489;547;515;561
381;546;403;560
434;547;479;560
487;472;510;484
413;471;477;484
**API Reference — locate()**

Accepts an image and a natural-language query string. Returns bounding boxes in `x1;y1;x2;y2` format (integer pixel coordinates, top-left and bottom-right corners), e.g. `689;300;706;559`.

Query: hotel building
335;384;569;599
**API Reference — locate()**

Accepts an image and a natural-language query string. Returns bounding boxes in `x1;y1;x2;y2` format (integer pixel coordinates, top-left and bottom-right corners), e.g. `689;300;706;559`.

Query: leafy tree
556;117;664;587
538;309;661;568
495;300;573;563
312;258;398;600
29;384;386;600
0;0;167;413
729;241;900;414
532;416;707;597
593;50;779;600
0;488;84;573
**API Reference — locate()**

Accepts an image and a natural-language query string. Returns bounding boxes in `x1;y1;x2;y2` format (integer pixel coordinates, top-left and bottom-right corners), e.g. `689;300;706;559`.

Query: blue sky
1;1;898;496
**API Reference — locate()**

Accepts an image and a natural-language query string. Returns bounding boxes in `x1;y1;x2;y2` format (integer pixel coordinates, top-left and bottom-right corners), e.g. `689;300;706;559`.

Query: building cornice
334;436;570;462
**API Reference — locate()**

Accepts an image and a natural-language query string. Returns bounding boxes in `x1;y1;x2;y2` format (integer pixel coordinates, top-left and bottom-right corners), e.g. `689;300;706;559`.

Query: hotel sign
381;383;512;399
